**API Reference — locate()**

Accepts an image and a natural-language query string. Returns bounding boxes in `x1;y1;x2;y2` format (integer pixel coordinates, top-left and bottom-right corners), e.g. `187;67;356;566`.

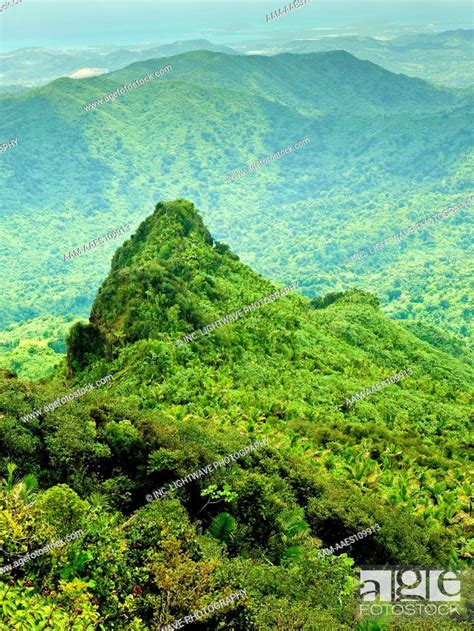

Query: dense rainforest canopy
1;50;472;382
1;201;472;629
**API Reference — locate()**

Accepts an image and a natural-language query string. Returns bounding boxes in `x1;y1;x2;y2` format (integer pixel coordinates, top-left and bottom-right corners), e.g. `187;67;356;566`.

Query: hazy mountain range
0;48;472;378
256;28;474;87
1;29;472;93
1;10;473;625
0;39;239;92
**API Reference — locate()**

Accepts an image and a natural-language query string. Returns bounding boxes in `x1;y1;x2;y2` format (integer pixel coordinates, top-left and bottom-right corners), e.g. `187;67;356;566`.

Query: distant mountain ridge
1;29;472;92
257;28;474;87
0;39;239;90
1;50;472;348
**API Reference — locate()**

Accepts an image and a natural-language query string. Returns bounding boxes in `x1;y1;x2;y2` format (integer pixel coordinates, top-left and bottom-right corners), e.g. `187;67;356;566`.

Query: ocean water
0;1;472;51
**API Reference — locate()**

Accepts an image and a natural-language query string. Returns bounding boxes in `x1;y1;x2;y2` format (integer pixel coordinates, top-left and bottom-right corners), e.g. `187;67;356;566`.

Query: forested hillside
2;29;472;91
0;39;239;91
269;29;474;87
0;315;83;380
1;51;472;357
0;201;472;628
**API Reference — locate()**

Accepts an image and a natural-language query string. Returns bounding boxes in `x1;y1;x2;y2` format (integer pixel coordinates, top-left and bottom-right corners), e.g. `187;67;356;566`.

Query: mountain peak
110;200;214;273
67;200;285;373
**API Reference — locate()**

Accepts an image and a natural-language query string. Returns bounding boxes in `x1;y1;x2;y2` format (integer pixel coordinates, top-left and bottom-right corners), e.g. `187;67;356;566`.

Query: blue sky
1;2;472;51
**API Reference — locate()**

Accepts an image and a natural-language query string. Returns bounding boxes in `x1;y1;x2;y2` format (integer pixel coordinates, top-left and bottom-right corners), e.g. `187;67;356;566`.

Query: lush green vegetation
1;201;472;629
274;29;474;88
2;30;472;92
0;40;239;91
0;315;84;380
0;50;472;352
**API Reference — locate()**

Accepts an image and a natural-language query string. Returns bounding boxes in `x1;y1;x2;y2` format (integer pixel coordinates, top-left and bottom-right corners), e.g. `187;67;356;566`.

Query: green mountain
0;201;472;628
3;29;470;92
0;40;239;90
257;29;474;87
1;51;472;351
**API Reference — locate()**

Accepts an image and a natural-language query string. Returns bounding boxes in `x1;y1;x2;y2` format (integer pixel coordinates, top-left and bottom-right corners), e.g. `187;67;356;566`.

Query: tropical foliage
1;50;472;354
0;201;472;628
